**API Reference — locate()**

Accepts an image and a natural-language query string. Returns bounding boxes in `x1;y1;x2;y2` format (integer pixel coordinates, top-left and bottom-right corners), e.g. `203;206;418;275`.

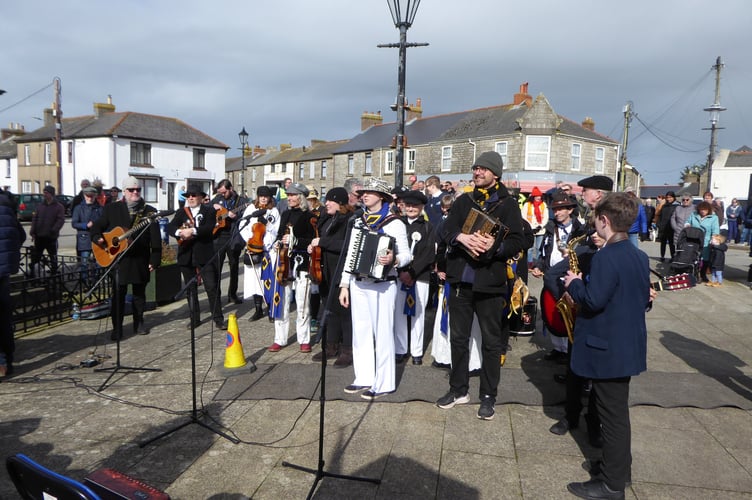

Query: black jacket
534;218;587;273
90;199;162;284
316;210;350;295
440;186;526;293
167;204;217;267
277;207;317;274
401;216;436;283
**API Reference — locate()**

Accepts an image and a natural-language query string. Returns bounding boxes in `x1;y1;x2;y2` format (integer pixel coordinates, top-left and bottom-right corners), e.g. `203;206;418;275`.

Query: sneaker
361;390;394;400
268;343;282;352
344;384;371;394
477;395;495;420
299;343;312;353
436;391;470;409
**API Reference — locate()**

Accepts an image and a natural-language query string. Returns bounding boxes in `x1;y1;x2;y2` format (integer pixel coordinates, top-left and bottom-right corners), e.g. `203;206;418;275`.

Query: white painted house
14;98;227;210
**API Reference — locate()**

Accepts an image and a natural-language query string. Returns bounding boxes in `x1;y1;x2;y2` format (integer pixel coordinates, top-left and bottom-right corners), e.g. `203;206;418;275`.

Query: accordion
344;227;395;280
462;207;503;237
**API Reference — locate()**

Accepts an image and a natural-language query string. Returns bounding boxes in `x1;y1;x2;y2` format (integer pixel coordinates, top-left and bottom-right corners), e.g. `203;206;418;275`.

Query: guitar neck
120;217;153;241
651;273;696;291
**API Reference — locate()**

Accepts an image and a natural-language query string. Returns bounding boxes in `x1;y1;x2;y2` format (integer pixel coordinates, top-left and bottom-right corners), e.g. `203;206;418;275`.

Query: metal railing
11;248;112;335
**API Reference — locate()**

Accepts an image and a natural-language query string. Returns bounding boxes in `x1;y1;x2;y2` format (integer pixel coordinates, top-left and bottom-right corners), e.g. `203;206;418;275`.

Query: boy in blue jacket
563;192;650;499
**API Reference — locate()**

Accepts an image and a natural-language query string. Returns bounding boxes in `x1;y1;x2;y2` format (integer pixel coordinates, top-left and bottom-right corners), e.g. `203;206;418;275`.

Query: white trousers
431;284;482;370
394;280;429;357
549;329;569;353
350;279;397;394
273;271;311;346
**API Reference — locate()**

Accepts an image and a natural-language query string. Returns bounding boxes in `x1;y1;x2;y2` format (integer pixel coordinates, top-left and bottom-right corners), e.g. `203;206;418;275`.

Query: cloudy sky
2;0;750;186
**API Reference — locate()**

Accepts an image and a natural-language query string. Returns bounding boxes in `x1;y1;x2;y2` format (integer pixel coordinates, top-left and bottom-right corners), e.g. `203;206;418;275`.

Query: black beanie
473;151;503;178
325;187;349;206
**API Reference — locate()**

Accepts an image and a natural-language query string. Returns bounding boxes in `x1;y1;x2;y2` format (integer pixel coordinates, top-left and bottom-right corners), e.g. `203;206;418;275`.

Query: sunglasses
126;187;141;193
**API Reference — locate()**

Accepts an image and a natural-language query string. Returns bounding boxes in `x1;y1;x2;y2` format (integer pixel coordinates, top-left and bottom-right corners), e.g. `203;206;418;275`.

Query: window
365;152;373;175
298;163;305;180
130;142;152;166
571;143;581;171
24;145;30;165
441;146;452;172
385;151;394;174
525;136;551;171
44;143;52;165
309;162;315;179
405;149;416;173
321;185;326;199
495;142;508;169
5;159;10;178
67;142;73;163
347;154;354;176
21;180;32;192
193;148;205;170
141;178;158;203
251;168;257;182
321;160;327;179
594;147;605;173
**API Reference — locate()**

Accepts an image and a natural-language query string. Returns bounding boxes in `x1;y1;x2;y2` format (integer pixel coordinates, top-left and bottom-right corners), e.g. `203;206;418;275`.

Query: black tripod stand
140;250;239;447
282;211;380;498
86;224;161;392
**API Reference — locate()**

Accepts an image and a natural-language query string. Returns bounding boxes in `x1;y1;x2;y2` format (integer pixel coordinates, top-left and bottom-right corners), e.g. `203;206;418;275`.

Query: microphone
146;209;176;218
241;209;266;222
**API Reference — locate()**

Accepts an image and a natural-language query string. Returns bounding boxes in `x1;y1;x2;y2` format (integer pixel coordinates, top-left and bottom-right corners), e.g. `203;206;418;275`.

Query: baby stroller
671;226;704;279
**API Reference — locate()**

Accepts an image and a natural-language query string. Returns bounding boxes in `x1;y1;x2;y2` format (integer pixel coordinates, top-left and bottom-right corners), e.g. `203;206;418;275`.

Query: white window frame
298;163;305;180
141;178;158;203
130;142;152;166
441;146;452;172
44;143;52;165
405;149;416;173
347;154;354;176
571;143;582;171
594;147;605;173
21;180;32;192
495;142;508;169
525;135;551;171
252;168;257;182
192;148;205;170
321;160;327;179
309;161;315;179
365;152;373;175
24;145;30;165
384;151;394;174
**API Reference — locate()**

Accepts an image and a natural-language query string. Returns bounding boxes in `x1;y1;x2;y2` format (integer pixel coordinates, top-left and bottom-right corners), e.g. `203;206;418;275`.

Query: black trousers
112;283;147;336
591;377;632;491
448;285;508;399
659;228;675;259
0;275;14;363
181;262;223;324
31;236;58;274
214;234;242;299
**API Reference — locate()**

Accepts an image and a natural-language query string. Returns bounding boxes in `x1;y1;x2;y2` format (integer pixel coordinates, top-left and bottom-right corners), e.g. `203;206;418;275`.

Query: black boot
250;295;265;321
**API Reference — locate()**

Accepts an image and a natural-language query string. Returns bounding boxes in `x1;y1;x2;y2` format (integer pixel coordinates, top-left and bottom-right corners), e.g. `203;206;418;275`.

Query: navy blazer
566;238;649;379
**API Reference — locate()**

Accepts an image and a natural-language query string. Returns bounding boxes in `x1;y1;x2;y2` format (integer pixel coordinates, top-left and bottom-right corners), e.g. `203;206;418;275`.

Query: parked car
56;194;74;216
16;193;44;222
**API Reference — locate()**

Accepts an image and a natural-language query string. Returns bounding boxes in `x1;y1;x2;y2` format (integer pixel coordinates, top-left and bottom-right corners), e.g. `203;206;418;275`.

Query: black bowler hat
257;185;273;198
396;190;428;205
185;184;207;197
577;175;613;191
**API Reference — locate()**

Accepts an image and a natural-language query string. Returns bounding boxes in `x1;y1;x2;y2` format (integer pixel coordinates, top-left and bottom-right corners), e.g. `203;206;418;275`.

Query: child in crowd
707;234;728;287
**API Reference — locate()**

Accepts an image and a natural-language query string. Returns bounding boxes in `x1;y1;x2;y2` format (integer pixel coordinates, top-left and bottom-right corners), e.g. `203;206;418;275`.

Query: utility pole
703;56;725;194
53;77;63;190
618;101;632;191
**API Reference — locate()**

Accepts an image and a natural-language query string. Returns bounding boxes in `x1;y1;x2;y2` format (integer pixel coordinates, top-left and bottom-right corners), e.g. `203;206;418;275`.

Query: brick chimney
406;98;423;122
513;82;532;106
280;143;292;151
93;95;116;118
43;107;54;127
361;111;383;131
1;123;26;141
582;116;595;131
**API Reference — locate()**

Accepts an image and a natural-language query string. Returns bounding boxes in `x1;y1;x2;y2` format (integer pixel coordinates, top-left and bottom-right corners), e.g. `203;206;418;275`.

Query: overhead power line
0;80;55;115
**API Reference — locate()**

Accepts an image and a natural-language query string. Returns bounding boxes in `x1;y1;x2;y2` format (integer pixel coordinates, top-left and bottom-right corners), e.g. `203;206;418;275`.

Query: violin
308;217;323;285
276;224;292;285
246;207;267;255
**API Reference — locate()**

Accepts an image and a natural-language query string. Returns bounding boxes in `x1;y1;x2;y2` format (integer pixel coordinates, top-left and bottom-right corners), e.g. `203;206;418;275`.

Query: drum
509;296;537;336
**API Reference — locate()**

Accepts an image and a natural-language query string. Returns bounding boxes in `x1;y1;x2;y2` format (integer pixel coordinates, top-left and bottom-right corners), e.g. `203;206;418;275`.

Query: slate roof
0;140;16;159
724;145;752;168
640;185;684;199
334;100;618;154
15;112;228;150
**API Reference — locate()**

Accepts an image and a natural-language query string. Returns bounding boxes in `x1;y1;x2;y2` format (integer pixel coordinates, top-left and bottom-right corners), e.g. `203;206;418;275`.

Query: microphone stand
282;210;380;498
140;216;243;447
84;218;162;392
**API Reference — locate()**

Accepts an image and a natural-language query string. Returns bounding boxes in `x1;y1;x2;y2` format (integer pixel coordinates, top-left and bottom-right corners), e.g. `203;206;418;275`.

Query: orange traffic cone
221;314;256;376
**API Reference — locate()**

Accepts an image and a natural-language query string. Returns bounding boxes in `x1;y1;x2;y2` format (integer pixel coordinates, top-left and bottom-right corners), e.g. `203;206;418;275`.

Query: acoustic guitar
540;272;697;338
92;216;156;267
213;202;251;235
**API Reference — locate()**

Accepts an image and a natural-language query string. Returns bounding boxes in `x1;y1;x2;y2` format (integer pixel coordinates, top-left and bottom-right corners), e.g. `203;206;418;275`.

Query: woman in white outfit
239;186;280;321
339;178;412;400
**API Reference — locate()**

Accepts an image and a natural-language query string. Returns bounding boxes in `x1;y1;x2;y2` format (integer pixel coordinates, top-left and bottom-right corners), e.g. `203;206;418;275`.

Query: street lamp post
238;127;249;197
378;0;428;189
